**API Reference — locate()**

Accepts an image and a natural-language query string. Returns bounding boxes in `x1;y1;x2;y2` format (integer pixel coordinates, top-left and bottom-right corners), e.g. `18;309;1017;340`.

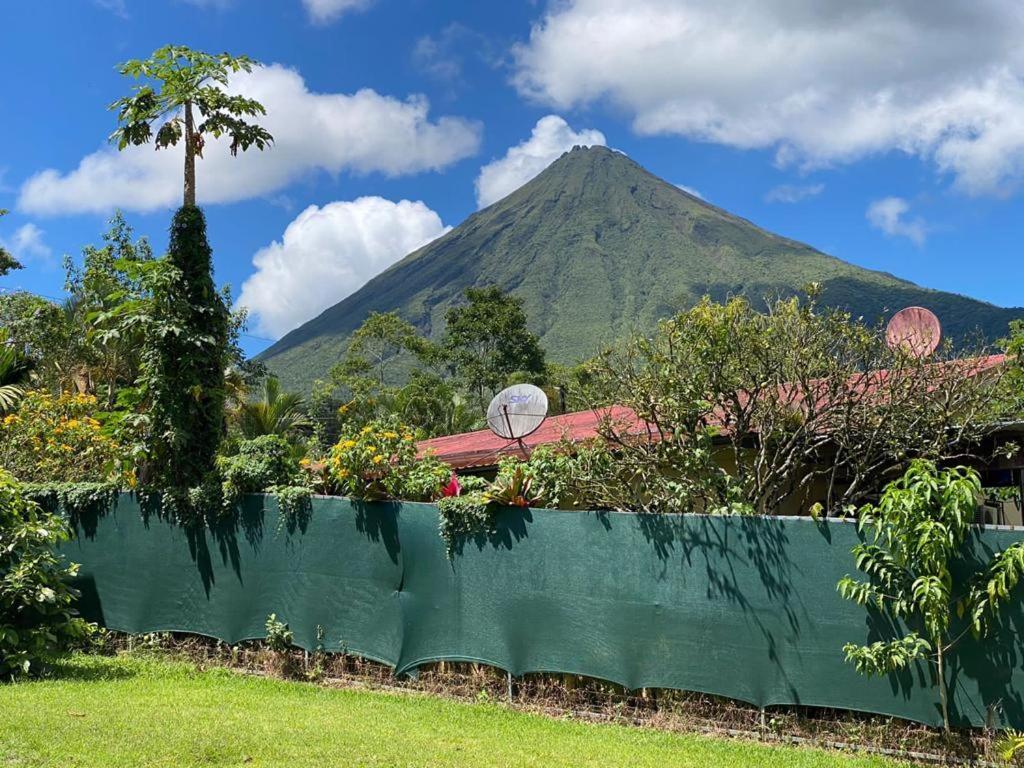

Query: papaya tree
107;46;272;489
109;45;273;206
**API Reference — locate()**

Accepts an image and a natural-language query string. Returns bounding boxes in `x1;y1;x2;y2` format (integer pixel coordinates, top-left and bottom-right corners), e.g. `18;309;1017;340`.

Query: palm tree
0;329;33;414
236;375;310;440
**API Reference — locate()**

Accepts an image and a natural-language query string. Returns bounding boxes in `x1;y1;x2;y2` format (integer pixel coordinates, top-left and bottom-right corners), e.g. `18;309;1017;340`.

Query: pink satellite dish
886;307;942;358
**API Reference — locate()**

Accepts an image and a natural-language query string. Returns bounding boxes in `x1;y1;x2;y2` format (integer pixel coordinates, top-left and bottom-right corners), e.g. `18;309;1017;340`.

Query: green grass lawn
0;653;905;768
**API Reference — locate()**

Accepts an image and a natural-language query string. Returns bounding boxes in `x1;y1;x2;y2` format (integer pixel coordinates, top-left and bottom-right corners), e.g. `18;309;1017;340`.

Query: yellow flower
337;468;350;477
299;457;311;467
382;431;398;440
402;433;414;442
343;439;357;449
372;455;385;465
367;446;377;453
360;426;373;435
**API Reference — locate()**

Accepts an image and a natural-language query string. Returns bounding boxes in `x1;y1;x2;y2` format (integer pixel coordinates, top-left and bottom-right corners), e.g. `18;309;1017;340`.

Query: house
417;354;1024;522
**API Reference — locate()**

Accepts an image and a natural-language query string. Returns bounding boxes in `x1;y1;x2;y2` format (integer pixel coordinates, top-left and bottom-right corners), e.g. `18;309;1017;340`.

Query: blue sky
1;0;1021;357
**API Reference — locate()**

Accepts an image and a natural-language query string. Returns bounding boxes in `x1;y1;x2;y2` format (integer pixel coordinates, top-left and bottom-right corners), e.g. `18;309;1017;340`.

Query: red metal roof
417;405;640;469
418;354;1008;470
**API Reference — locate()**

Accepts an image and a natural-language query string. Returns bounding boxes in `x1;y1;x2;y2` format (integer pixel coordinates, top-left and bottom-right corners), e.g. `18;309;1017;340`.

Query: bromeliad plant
838;460;1024;731
485;457;542;508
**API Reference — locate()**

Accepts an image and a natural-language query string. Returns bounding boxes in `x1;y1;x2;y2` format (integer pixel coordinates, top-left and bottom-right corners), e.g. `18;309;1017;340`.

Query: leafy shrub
838;460;1024;731
328;417;450;501
0;391;133;484
0;469;87;679
488;443;622;511
265;613;293;652
507;445;578;508
402;453;454;502
217;435;301;510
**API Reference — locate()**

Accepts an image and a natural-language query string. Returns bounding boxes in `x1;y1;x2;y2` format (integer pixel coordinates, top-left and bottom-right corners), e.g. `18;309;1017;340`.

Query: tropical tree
0;329;33;413
236;375;310;440
106;47;272;489
109;45;273;207
838;461;1024;731
583;293;1012;515
441;286;547;414
67;212;154;404
393;370;478;437
336;311;430;392
0;210;22;277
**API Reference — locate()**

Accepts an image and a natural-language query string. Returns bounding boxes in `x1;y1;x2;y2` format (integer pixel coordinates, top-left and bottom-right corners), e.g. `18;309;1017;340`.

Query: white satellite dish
486;384;548;440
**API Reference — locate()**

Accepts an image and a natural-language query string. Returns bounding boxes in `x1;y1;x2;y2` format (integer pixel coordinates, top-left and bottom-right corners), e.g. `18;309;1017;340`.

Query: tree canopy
0;210;22;277
110;45;273;206
579;292;1015;515
441;286;547;414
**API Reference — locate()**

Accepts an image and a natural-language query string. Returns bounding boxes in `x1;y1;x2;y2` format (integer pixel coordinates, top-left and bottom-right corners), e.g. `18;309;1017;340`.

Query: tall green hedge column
145;206;229;488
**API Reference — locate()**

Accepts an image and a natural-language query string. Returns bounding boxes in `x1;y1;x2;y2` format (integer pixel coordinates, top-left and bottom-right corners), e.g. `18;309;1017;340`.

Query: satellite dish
486;384;548;440
886;306;942;358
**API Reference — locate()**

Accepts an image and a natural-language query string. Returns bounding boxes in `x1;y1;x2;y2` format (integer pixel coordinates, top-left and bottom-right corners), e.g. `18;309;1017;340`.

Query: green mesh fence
61;493;1024;729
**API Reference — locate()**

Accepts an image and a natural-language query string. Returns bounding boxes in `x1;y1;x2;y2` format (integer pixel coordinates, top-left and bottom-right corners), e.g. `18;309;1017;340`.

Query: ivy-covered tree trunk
145;206;228;488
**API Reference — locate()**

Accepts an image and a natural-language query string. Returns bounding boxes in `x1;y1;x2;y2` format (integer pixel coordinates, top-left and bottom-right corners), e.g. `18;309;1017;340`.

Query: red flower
441;473;462;497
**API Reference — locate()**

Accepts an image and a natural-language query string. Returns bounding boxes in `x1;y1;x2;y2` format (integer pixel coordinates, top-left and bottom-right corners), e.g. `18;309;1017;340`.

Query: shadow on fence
59;493;1024;730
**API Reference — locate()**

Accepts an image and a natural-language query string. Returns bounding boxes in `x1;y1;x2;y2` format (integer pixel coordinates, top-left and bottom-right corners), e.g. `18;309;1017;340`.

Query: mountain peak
547;144;631;172
259;151;1023;394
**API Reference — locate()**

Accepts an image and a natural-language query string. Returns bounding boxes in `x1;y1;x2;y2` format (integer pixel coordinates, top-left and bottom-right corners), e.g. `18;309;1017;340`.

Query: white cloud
1;223;52;266
475;115;605;208
302;0;373;24
93;0;128;18
675;184;702;199
413;24;500;86
765;183;825;204
238;197;449;337
514;0;1024;195
866;197;927;246
19;64;481;216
